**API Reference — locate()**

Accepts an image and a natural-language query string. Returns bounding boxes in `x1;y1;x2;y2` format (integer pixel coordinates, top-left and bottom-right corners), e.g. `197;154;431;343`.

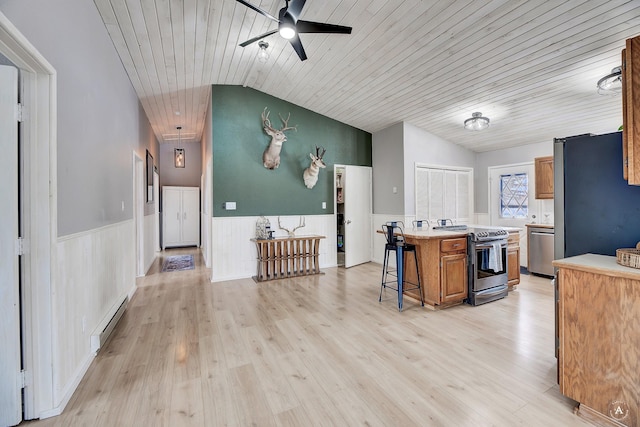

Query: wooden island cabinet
553;254;640;427
507;231;521;288
395;226;520;308
402;235;467;307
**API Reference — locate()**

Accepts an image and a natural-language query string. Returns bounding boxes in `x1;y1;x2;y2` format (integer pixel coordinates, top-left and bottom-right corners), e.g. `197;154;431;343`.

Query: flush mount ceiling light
257;40;269;63
464;112;490;131
597;66;622;95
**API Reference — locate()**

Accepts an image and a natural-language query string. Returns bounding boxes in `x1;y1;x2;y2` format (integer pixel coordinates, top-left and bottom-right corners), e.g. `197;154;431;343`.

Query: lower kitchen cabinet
507;231;520;288
404;236;467;307
441;252;468;304
554;254;640;427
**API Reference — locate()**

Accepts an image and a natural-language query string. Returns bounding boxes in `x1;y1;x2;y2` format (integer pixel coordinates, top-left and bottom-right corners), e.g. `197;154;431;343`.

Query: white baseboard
39;352;94;419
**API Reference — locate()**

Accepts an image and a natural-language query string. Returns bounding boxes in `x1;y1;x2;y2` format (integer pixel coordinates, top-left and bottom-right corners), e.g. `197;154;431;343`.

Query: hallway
25;248;589;426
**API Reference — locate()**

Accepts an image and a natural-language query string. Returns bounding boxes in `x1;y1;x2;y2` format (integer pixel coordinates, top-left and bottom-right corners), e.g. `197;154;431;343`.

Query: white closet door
0;65;21;427
181;188;200;245
163;187;182;248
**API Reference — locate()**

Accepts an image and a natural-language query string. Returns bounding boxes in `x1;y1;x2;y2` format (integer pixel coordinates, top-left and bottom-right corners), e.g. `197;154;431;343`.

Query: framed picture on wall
146;149;154;203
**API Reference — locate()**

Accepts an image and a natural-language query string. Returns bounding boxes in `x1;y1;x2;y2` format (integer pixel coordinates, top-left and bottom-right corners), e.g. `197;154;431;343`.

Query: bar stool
412;219;429;230
379;221;424;311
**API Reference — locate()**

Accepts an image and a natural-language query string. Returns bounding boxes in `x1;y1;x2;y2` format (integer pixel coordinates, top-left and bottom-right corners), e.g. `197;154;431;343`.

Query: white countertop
401;224;521;240
553;253;640;280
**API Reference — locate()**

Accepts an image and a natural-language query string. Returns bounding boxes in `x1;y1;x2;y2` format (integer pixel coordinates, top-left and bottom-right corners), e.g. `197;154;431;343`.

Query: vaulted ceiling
94;0;640;152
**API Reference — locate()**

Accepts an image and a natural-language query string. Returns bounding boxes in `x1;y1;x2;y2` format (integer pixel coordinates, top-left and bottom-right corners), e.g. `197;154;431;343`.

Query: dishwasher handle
531;231;554;236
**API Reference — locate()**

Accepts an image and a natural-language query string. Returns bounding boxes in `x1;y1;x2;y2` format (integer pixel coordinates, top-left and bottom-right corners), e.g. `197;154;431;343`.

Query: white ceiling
94;0;640;152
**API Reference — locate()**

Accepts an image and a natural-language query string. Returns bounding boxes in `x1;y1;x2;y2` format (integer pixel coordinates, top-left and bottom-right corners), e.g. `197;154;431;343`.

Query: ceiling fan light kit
236;0;352;61
597;66;622;95
464;112;490;131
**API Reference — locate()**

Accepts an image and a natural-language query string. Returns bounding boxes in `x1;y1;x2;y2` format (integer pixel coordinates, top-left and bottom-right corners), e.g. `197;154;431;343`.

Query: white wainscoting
371;214;407;266
143;213;157;274
211;215;337;282
53;220;136;413
202;212;211;268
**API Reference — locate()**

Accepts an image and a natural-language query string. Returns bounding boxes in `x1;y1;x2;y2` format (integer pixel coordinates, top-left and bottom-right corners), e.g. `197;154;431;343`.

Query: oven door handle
473;241;507;250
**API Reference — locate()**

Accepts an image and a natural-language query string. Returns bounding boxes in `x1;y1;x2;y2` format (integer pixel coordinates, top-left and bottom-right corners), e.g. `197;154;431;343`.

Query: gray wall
372;122;404;215
0;0;158;236
159;140;202;188
474;141;553;213
403;122;475;215
372;121;476;216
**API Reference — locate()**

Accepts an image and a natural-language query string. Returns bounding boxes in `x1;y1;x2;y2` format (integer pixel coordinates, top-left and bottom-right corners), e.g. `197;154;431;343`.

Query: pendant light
464;112;490;131
174;126;185;168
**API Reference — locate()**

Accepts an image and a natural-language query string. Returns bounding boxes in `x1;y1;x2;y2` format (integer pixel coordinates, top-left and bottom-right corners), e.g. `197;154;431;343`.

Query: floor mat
161;255;195;272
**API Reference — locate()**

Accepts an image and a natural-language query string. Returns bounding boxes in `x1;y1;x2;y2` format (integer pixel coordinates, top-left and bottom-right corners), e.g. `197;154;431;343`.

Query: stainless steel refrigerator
554;132;640;260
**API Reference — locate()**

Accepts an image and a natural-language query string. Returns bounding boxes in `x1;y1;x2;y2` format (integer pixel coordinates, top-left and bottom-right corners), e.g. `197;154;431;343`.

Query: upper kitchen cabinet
623;34;640;185
534;156;554;199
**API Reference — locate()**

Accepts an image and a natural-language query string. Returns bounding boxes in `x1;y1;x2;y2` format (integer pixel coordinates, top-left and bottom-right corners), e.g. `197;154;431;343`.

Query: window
500;173;528;218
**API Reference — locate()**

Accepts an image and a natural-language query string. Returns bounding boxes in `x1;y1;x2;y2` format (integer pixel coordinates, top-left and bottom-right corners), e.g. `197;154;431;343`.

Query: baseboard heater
90;295;128;355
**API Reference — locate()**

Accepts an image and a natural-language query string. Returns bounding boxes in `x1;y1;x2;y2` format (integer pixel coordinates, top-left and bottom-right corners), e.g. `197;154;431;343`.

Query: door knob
346;220;352;224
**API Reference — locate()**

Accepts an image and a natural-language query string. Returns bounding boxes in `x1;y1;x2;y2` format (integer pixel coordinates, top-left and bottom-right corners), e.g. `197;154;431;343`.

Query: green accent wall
212;85;372;217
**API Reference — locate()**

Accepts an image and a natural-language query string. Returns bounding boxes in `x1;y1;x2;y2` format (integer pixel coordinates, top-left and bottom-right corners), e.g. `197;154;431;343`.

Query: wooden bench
251;235;325;281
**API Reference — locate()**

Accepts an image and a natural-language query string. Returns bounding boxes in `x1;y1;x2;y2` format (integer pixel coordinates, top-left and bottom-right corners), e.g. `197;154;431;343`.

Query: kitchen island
396;225;520;308
553;254;639;427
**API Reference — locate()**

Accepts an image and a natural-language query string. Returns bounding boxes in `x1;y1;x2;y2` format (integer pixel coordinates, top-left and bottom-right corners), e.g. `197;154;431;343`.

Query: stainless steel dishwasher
528;226;555;276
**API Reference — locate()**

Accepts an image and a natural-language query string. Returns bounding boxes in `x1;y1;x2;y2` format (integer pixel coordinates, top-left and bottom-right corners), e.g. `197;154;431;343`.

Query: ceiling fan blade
289;35;308;61
285;0;306;22
296;20;352;34
235;0;280;23
239;29;278;47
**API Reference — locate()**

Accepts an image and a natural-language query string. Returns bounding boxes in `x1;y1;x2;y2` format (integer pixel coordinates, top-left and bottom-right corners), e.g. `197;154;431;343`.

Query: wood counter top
553;253;640;280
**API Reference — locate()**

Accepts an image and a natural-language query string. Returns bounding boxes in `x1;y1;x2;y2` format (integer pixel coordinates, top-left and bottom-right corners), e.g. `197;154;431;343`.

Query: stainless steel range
467;228;509;306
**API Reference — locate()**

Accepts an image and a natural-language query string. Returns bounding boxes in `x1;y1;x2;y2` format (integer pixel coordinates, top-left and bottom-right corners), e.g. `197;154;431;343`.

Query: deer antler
278;112;297;132
278;216;306;237
262;107;274;132
315;146;326;159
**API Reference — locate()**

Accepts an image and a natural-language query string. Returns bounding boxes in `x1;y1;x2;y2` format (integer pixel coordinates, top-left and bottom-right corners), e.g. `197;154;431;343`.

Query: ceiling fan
236;0;352;61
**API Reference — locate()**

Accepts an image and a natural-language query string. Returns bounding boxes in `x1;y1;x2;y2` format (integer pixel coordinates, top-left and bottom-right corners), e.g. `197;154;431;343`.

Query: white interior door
344;165;372;268
154;171;160;252
134;155;144;276
489;163;539;266
0;65;22;426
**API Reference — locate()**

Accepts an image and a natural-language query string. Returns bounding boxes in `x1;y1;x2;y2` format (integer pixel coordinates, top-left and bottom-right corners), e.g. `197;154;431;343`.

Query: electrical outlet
322;202;326;209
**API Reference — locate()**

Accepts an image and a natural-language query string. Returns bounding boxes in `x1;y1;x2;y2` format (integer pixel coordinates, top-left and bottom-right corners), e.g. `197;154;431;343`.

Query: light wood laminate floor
26;248;591;426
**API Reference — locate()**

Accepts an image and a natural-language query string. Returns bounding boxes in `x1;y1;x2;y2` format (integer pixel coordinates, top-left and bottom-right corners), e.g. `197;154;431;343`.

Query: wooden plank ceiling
93;0;640;152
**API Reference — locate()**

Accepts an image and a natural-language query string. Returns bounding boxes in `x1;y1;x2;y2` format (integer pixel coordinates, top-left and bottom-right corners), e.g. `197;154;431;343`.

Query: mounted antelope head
261;107;296;169
303;146;326;189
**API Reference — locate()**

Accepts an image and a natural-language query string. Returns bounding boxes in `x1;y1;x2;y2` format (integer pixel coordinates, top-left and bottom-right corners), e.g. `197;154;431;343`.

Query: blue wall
212;85;372;217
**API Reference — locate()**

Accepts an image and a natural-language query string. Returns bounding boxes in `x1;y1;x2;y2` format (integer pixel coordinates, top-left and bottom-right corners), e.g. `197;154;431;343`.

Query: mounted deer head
303;146;326;189
261;107;296;170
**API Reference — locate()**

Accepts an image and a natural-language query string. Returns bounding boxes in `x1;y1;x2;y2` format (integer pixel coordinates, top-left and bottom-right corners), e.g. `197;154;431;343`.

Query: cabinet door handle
184;212;187;220
177;212;180;220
